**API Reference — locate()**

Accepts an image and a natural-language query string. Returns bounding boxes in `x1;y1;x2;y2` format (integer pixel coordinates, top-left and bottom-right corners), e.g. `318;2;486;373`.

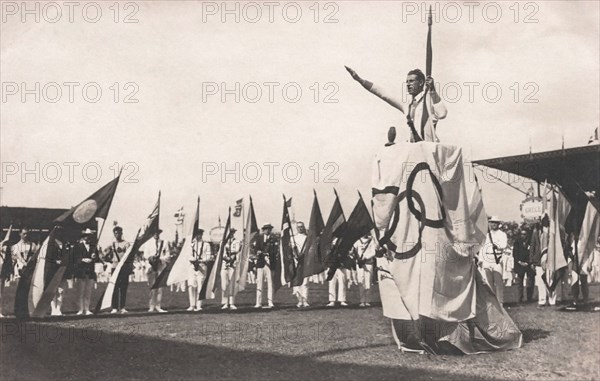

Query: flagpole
284;194;299;250
195;196;200;258
97;168;124;242
242;197;246;236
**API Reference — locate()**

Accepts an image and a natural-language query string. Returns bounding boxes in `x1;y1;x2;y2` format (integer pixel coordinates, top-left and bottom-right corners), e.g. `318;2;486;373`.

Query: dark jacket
512;236;530;274
72;242;99;280
253;233;278;268
44;239;66;287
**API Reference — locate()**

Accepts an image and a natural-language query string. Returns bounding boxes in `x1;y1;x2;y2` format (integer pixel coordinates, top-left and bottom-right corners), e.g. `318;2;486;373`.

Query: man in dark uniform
513;229;535;303
73;229;99;315
253;224;277;308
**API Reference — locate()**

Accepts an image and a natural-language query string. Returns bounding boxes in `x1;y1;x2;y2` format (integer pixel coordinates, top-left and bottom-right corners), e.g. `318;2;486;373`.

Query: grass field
1;281;599;380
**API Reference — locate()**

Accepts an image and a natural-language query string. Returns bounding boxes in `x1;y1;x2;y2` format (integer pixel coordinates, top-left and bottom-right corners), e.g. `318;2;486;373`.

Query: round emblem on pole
73;200;98;223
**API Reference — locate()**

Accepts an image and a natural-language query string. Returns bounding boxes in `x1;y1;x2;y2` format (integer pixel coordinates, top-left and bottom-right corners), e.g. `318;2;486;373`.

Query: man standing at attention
188;228;212;311
253;224;277;309
478;217;508;305
221;228;239;310
109;225;132;314
12;228;38;278
292;222;309;308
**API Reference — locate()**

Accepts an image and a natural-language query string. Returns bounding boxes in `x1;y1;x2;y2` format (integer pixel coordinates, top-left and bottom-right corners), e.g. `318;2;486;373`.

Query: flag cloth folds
15;232;52;319
155;197;199;289
577;200;600;275
55;175;120;226
233;196;258;295
279;195;297;287
546;187;571;287
98;192;161;311
17;176;121;319
300;190;325;279
372;142;521;354
321;190;346;267
200;209;231;300
327;193;373;280
233;198;243;217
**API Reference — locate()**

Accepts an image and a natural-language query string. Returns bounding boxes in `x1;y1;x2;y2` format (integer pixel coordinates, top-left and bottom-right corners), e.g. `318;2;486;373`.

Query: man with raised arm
345;66;447;142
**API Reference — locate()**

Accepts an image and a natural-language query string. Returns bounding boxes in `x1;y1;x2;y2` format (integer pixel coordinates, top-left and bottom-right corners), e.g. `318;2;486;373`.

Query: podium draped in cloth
372;142;522;354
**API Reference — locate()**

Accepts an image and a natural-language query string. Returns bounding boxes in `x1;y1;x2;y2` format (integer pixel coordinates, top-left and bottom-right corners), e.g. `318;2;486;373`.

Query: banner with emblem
54;175;120;227
372;142;521;354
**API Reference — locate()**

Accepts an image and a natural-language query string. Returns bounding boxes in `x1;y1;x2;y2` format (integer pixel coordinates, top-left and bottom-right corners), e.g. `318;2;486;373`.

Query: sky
1;0;599;246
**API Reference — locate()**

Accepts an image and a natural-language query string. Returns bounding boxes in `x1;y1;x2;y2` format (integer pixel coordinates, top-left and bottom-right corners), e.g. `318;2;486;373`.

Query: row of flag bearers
3;172;380;319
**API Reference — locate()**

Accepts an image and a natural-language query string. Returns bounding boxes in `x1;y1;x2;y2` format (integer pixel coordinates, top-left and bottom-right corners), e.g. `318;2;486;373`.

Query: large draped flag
279;194;297;288
16;177;121;319
372;142;521;354
154;196;199;289
199;209;231;300
546;186;571;288
233;196;258;295
321;189;346;267
576;199;600;275
327;192;374;280
54;174;120;228
298;190;325;281
97;192;160;311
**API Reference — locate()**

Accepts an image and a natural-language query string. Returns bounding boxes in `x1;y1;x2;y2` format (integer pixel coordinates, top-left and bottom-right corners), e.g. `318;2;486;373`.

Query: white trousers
535;266;557;306
328;269;346;302
147;272;163;309
76;278;94;313
357;264;373;303
293;278;309;304
256;266;273;305
220;267;235;305
481;264;504;304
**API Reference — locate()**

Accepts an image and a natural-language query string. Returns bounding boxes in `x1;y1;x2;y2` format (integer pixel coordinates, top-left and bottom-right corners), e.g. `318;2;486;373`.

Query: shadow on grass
521;328;550;343
0;322;509;381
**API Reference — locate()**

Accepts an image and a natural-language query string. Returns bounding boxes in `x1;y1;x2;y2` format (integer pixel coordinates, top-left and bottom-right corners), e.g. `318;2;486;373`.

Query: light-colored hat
81;228;95;236
488;216;501;223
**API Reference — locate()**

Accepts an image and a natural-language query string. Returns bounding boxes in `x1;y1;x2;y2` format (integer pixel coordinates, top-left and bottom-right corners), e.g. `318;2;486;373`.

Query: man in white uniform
478;216;508;305
292;222;309;308
221;229;239;310
188;229;212;311
11;229;38;278
144;231;169;313
353;234;376;307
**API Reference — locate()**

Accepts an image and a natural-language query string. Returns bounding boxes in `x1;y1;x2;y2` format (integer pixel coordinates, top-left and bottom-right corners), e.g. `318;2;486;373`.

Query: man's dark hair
407;69;425;83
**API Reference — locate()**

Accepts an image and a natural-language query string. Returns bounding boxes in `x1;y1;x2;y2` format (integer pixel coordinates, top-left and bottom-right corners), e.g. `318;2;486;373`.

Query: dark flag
233;196;259;295
138;192;161;246
200;209;231;300
322;189;346;268
96;192;160;311
278;194;297;288
55;175;120;227
16;176;121;319
299;190;325;279
233;198;243;217
0;225;14;281
286;198;293;208
327;192;374;280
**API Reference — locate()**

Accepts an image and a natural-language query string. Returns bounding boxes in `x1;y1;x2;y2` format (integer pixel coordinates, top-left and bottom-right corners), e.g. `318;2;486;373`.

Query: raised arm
345;66;405;113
